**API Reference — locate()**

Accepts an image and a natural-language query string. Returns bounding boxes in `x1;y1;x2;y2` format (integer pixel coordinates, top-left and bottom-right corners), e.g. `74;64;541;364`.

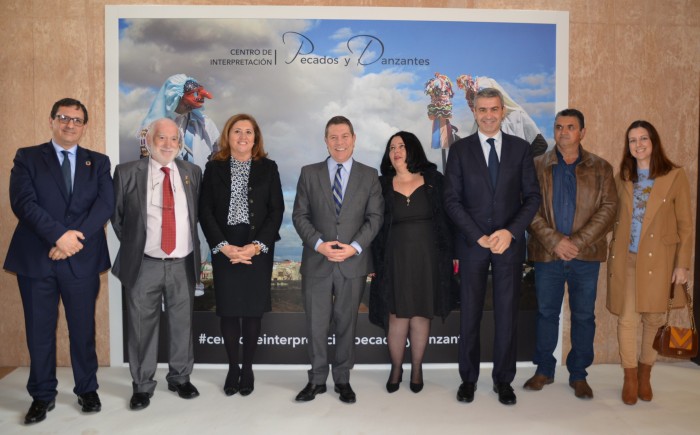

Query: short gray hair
472;87;504;108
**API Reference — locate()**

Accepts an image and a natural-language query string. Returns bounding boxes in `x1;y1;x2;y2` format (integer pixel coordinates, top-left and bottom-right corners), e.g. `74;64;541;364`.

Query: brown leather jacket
527;146;618;262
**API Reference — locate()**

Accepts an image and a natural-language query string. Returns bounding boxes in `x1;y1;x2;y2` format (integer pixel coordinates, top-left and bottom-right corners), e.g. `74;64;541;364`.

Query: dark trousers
18;262;100;402
458;257;522;384
533;260;600;381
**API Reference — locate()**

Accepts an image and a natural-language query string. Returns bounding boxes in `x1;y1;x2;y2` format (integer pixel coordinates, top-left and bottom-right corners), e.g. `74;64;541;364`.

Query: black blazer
199;157;284;250
369;168;457;330
443;131;541;263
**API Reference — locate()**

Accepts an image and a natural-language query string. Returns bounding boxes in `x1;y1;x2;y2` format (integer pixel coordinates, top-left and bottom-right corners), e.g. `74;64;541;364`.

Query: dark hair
325;115;354;138
51;98;88;124
620;120;677;182
555;108;585;129
380;131;437;176
212;113;268;161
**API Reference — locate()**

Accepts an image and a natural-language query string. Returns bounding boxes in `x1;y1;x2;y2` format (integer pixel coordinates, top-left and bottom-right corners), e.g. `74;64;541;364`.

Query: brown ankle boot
622;367;638;405
637;363;653;401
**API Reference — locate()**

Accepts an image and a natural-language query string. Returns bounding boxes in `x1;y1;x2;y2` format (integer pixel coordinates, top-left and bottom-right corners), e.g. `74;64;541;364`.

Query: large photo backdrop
106;6;568;365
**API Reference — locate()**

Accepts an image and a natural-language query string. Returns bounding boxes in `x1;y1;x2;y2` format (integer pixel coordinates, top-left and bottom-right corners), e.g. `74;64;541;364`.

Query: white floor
0;363;698;434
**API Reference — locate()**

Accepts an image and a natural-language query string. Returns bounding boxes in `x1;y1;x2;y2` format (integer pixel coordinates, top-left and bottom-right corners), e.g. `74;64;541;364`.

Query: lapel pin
85;161;92;166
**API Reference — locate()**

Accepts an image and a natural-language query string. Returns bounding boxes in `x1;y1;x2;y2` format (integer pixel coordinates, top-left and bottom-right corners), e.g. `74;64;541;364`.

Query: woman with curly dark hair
370;131;456;394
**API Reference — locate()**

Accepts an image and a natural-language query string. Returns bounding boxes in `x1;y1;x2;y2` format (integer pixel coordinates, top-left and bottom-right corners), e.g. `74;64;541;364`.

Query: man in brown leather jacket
523;109;618;399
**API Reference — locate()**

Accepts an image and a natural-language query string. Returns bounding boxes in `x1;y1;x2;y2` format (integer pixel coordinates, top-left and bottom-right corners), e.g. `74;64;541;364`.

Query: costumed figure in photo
425;72;458;164
457;75;548;157
140;74;221;296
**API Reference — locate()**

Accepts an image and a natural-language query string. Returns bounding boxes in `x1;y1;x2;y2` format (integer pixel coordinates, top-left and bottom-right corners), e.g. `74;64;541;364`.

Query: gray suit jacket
292;158;383;278
111;158;202;289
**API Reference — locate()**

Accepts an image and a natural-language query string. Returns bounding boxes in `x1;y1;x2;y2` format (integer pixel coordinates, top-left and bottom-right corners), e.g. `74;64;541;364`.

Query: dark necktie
332;163;343;216
60;150;72;195
487;138;499;188
161;167;176;255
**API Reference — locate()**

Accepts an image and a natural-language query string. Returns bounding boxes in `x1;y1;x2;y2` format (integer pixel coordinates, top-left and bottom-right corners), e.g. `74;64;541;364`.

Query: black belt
144;254;179;261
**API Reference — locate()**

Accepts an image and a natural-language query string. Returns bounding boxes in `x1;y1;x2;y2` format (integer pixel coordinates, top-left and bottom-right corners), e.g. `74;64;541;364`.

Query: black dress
369;169;456;331
388;185;439;319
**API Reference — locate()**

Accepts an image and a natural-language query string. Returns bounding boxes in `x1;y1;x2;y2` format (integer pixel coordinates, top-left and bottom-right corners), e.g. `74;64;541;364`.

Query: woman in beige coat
607;120;692;405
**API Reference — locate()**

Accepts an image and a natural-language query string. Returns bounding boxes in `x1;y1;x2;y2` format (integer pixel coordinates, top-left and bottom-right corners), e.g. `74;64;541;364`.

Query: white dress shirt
144;158;193;258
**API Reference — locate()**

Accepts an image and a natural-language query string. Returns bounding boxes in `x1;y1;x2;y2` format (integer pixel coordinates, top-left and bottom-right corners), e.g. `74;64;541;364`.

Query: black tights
220;316;261;374
387;314;430;384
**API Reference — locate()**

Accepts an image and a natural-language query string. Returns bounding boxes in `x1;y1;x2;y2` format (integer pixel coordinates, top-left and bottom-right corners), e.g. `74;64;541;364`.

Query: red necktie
161;167;176;255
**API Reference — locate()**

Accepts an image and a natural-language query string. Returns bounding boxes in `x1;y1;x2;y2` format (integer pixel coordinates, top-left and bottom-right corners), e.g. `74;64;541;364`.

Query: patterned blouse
629;168;654;253
212;157;268;255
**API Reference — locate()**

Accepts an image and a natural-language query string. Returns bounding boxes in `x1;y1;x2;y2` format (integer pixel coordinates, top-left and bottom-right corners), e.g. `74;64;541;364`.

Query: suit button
648;252;652;257
650;233;654;238
251;225;255;230
611;255;615;259
248;186;253;191
487;218;492;223
249;199;254;204
250;212;255;217
648;270;652;275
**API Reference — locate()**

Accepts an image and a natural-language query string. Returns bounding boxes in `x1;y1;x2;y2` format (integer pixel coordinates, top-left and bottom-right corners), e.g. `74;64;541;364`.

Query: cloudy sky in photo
118;16;558;261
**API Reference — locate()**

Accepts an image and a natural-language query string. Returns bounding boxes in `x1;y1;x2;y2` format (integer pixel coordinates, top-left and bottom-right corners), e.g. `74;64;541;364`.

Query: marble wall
0;0;697;367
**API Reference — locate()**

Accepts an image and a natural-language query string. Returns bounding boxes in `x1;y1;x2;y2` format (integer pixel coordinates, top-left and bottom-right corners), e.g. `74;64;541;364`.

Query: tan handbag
652;282;698;359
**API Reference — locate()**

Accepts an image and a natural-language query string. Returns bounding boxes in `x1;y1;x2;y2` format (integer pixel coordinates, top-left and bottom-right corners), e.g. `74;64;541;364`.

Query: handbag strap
664;282;696;332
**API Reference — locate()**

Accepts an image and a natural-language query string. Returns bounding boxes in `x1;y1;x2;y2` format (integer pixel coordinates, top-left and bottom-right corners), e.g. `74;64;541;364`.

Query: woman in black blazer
199;114;284;397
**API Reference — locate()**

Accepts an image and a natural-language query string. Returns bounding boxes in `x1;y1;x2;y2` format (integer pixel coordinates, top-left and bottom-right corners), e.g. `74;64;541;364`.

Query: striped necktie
332;163;343;216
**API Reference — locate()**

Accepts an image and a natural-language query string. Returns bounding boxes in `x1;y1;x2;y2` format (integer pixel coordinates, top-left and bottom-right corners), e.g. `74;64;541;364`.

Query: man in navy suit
444;88;541;406
4;98;114;424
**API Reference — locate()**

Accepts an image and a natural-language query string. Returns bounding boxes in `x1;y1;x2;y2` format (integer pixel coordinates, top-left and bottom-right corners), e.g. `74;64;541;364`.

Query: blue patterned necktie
487;138;499;188
333;163;343;216
61;150;72;195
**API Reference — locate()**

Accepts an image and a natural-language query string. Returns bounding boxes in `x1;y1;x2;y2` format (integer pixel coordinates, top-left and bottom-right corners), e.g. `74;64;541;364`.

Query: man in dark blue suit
4;98;114;424
444;88;541;406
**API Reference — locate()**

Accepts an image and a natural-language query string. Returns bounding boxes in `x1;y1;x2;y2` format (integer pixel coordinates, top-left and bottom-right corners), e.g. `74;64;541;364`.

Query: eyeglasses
55;114;85;126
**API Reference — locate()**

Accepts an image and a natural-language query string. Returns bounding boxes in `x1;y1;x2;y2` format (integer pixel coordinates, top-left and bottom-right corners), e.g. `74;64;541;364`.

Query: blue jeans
533;260;600;382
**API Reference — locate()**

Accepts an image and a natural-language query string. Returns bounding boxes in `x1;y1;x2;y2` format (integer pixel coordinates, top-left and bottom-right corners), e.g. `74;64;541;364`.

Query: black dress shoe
386;367;403;393
239;369;254;396
168;382;200;399
334;383;356;404
24;399;55;424
129;392;152;410
493;382;517;405
77;391;102;413
295;383;327;401
457;382;476;403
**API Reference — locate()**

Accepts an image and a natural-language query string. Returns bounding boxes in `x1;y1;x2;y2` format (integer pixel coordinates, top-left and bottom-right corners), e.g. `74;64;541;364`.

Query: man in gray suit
293;116;384;404
111;118;202;410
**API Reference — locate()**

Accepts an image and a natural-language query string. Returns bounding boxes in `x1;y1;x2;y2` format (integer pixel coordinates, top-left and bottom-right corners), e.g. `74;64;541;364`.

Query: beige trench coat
606;167;693;315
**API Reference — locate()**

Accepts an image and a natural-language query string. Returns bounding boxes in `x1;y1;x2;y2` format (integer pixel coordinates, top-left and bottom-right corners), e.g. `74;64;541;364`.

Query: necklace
405;195;411;206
